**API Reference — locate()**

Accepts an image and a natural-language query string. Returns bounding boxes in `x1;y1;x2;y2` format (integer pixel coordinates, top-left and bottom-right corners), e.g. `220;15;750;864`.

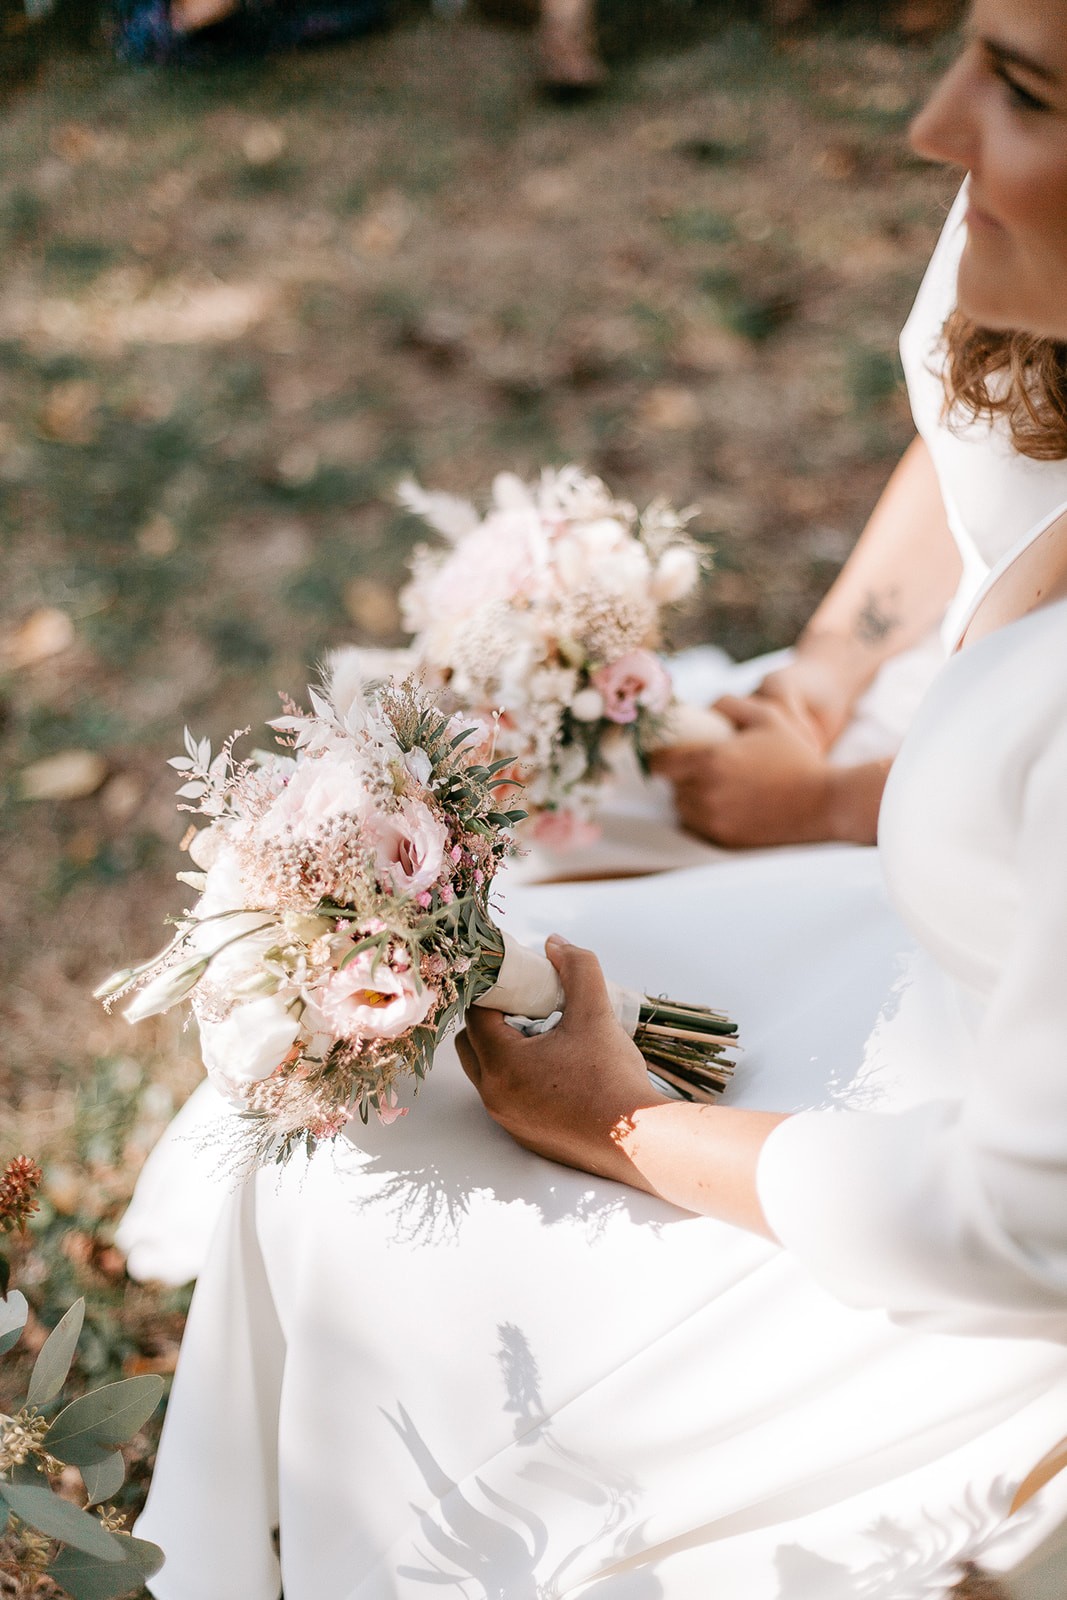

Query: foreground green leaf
0;1481;123;1561
0;1288;28;1356
50;1532;165;1599
82;1449;126;1507
27;1299;85;1408
46;1375;165;1467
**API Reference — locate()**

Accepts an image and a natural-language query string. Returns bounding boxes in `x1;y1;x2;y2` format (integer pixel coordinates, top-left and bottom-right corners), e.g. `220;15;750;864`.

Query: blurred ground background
1;0;959;1584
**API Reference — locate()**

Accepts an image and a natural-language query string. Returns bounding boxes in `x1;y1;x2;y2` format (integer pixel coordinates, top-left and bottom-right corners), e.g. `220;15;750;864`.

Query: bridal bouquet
398;466;711;849
97;657;737;1167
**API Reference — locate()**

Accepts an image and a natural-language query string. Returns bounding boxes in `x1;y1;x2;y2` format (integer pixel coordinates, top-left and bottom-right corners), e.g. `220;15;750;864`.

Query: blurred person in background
537;0;604;93
108;0;388;62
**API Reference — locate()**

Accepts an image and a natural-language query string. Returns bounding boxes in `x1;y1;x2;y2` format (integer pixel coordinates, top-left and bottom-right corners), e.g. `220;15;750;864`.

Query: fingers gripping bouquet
97;658;737;1168
398;466;724;850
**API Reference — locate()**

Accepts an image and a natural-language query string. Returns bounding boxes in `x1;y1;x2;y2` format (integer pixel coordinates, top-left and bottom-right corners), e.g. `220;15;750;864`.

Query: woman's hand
460;935;788;1234
755;648;861;752
653;694;839;847
457;936;670;1188
651;696;889;848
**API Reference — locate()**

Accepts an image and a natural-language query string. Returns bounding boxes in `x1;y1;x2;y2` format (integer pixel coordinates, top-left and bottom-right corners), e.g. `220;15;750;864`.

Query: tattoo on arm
854;591;901;647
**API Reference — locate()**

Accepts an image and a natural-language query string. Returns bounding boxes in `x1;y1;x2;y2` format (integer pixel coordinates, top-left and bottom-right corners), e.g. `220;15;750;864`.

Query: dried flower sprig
0;1157;42;1236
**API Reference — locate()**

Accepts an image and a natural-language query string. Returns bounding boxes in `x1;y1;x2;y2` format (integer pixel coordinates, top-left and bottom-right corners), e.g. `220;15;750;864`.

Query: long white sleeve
757;707;1067;1339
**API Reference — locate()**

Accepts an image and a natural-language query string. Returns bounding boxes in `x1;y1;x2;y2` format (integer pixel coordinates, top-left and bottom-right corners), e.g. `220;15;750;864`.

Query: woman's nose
910;54;977;172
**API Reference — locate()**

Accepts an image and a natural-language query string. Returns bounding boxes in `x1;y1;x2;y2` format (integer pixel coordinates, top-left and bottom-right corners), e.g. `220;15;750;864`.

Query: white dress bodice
759;598;1067;1339
883;603;1067;999
755;194;1067;1341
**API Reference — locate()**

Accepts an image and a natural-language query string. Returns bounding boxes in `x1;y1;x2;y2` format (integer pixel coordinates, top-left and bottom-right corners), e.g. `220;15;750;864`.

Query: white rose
187;849;281;989
491;622;543;706
553;522;636;589
198;994;301;1102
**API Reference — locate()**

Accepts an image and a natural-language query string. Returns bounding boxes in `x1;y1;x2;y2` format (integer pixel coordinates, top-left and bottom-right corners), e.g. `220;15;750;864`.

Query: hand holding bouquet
398;466;728;850
97;655;737;1169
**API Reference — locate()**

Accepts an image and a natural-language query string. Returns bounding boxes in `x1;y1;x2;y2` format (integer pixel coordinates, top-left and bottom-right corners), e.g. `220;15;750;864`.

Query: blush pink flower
259;753;367;841
377;1088;408;1125
407;511;545;632
366;798;448;898
529;809;601;851
312;950;435;1041
591;649;672;725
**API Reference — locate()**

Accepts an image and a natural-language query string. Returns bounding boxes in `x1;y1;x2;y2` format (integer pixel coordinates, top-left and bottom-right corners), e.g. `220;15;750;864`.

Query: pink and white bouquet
96;661;527;1165
398;466;707;849
97;656;737;1166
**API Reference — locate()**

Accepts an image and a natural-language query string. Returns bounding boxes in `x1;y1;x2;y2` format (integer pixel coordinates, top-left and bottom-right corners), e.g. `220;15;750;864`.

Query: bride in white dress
134;4;1067;1595
113;170;1067;1291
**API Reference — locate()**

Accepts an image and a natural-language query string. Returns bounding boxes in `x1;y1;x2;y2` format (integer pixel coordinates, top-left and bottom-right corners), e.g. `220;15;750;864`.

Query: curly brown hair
942;309;1067;461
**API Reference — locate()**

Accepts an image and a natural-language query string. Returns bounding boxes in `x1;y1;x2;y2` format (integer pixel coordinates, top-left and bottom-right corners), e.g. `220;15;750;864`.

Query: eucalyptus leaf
0;1482;122;1562
49;1531;165;1599
0;1288;28;1356
45;1376;164;1467
82;1450;126;1507
27;1300;85;1408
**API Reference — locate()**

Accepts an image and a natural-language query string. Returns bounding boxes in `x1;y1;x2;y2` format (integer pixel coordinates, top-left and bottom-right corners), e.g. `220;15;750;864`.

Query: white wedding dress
133;189;1067;1599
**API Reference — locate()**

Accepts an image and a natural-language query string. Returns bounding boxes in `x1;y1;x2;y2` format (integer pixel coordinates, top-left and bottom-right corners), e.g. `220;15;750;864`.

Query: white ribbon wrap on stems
647;702;734;750
473;932;642;1037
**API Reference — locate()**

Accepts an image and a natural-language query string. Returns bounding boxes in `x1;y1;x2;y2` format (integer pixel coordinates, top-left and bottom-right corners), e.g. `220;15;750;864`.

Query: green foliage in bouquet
0;1157;165;1599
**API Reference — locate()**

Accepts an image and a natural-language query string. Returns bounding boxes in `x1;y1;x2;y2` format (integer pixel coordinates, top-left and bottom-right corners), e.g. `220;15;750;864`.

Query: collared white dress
134;191;1067;1599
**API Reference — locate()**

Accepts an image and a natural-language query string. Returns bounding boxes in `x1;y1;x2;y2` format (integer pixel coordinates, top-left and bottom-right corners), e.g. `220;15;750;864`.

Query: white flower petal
198;995;301;1100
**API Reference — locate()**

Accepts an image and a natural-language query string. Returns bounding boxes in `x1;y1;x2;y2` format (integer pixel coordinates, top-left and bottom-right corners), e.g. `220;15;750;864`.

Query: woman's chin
956;245;1067;341
955;253;1021;334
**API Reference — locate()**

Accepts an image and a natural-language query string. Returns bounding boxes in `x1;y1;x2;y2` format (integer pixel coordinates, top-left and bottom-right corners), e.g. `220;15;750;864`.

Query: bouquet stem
473;932;738;1101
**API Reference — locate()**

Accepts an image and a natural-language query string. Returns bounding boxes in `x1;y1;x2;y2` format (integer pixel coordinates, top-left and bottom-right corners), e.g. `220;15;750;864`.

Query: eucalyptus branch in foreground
1;1161;166;1599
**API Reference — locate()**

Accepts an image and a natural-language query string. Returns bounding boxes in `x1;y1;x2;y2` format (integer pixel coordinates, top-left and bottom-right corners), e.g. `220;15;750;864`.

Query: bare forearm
793;436;961;703
615;1101;790;1238
463;943;793;1237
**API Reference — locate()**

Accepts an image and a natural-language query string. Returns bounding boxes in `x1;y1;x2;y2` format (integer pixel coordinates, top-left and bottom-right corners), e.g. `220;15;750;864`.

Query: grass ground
1;4;958;1589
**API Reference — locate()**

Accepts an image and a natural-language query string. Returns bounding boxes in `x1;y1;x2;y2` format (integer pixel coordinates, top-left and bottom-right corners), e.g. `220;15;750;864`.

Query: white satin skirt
136;848;1067;1600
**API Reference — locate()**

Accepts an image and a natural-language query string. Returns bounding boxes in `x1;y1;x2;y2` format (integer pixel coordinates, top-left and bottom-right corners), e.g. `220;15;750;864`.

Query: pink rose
591;649;672;725
529;808;601;851
366;798;448;898
311;949;435;1041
